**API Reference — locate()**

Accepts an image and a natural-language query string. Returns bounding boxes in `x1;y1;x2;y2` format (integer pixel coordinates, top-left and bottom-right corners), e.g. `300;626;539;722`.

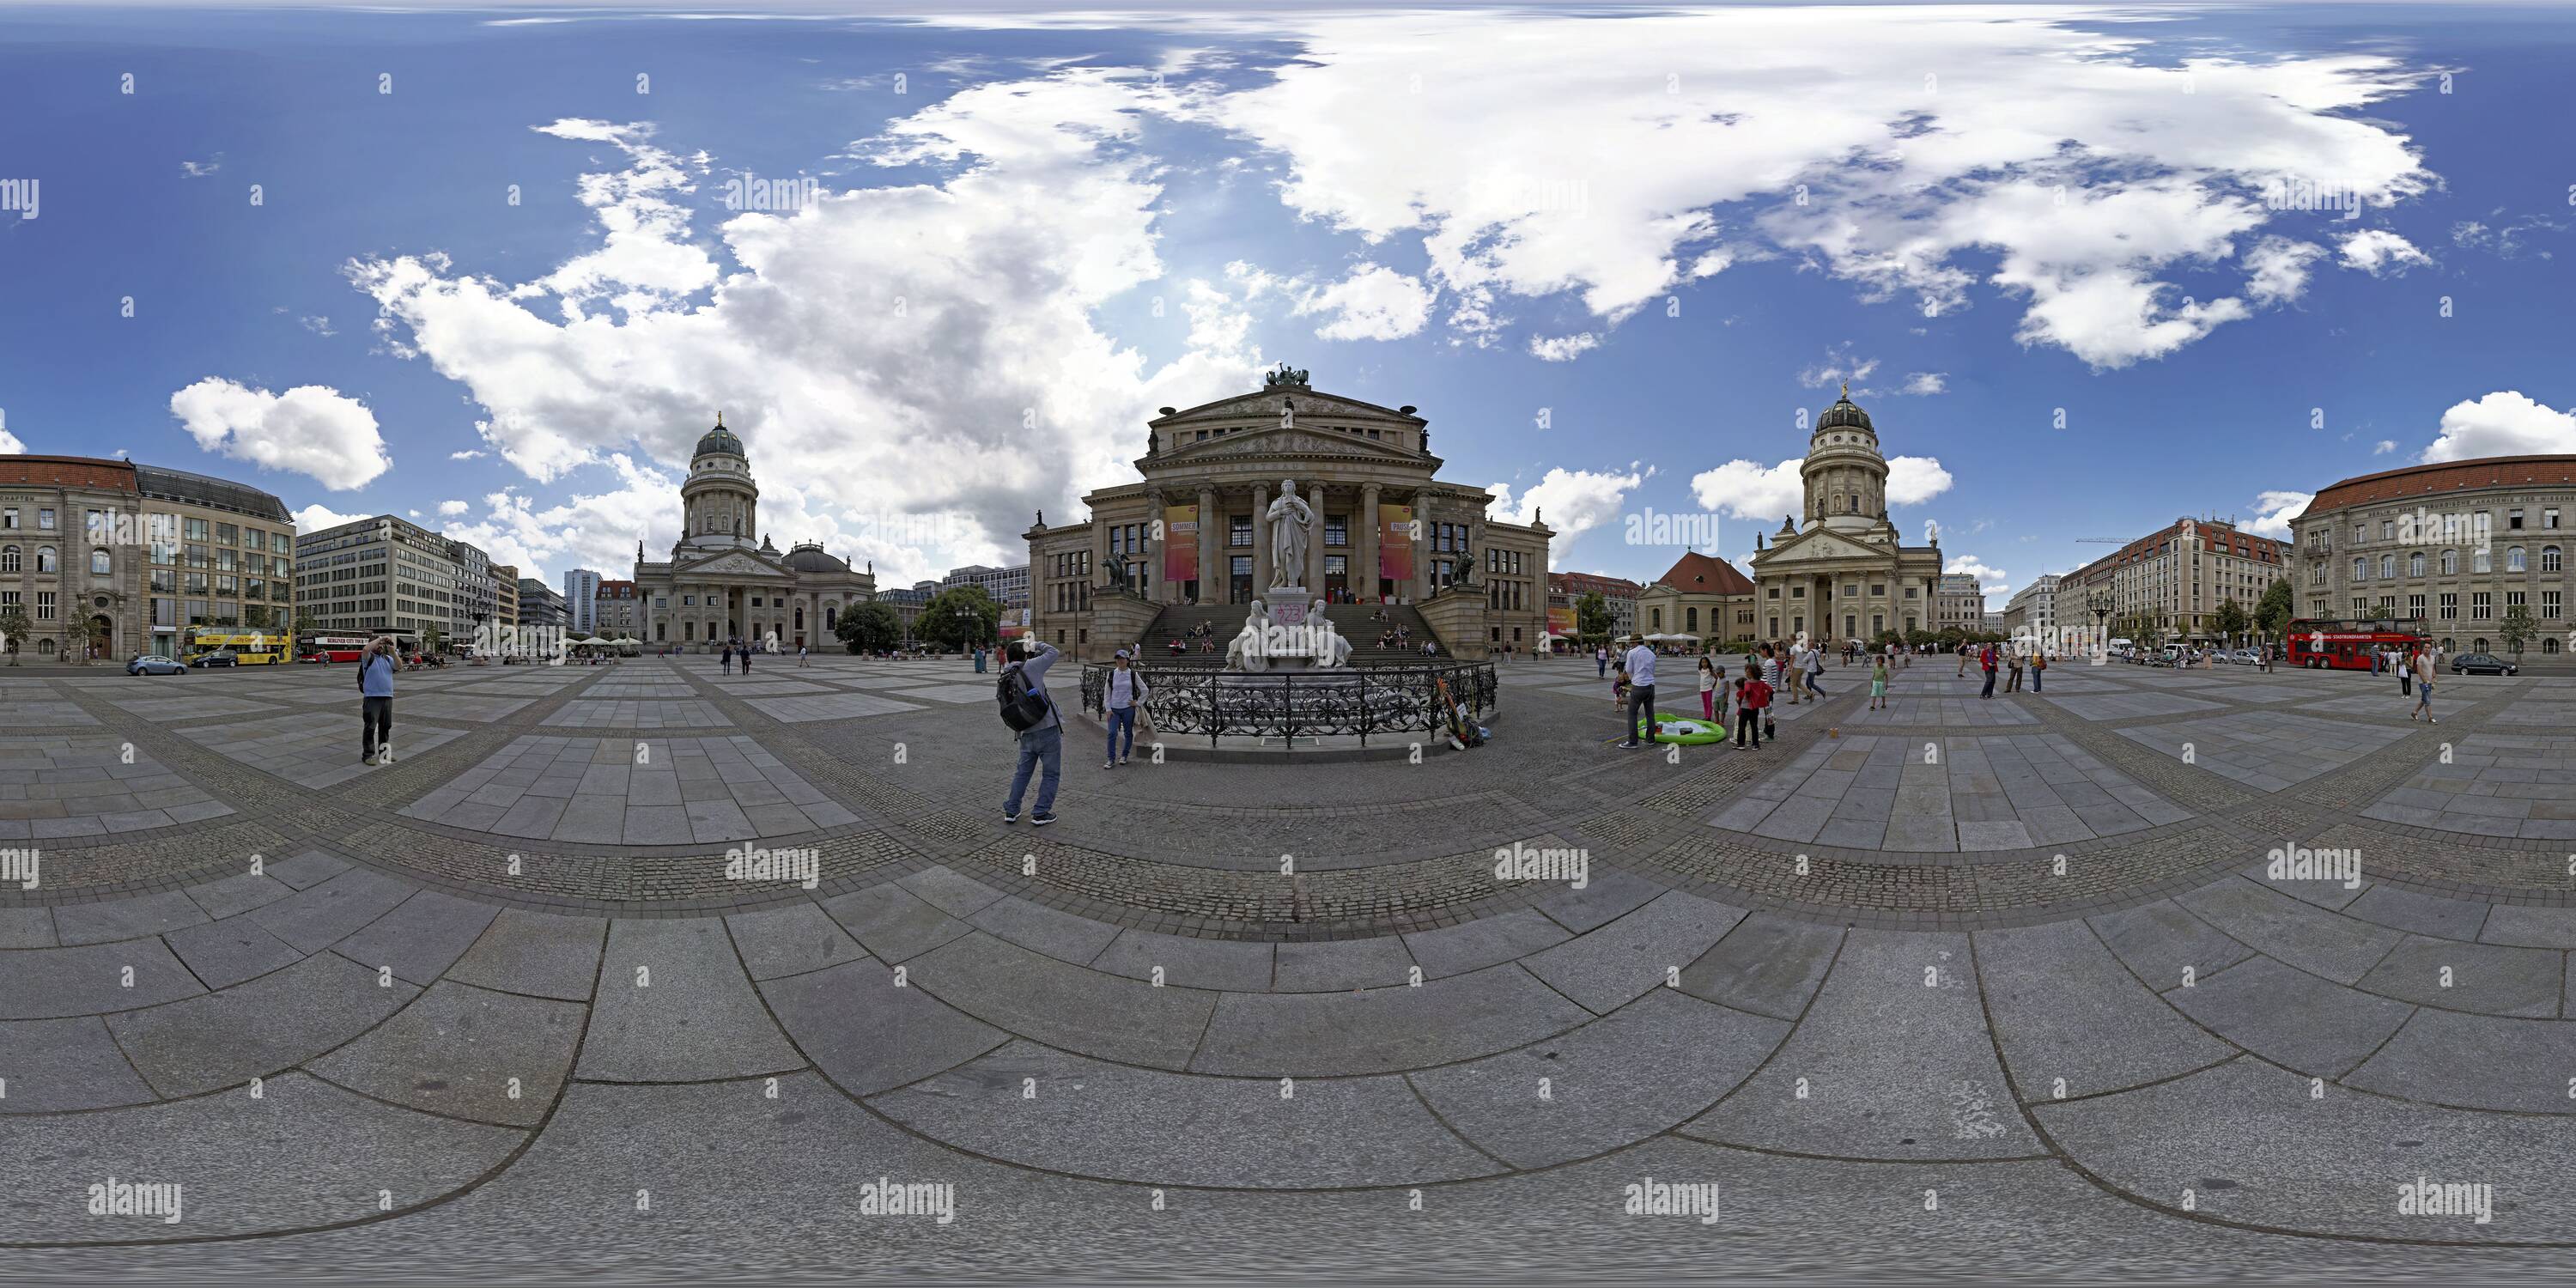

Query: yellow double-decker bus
183;628;294;665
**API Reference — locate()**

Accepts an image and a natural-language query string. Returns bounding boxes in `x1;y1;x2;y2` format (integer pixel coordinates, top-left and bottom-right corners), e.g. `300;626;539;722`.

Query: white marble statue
1266;480;1314;590
1309;598;1353;668
1227;598;1273;671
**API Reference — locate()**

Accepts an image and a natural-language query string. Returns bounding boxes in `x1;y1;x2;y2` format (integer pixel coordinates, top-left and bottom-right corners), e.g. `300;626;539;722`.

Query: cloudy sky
2;2;2572;604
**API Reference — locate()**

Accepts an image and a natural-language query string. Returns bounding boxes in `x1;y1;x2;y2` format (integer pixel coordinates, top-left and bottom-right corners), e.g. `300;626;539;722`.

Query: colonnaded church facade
1025;367;1553;660
630;416;876;651
1747;386;1945;642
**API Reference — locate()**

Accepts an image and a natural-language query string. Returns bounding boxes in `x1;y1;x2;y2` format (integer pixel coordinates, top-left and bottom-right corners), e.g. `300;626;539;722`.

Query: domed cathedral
1746;386;1945;644
632;414;877;651
1024;365;1554;661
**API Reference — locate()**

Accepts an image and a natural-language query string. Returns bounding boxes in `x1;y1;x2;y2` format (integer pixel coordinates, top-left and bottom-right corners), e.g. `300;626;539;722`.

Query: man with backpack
998;637;1063;824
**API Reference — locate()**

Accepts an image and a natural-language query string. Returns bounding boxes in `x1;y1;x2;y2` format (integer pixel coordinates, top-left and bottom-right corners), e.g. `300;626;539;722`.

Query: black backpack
996;663;1050;732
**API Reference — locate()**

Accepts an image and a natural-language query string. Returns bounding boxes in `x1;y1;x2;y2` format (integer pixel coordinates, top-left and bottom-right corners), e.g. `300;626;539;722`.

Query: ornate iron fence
1081;660;1498;746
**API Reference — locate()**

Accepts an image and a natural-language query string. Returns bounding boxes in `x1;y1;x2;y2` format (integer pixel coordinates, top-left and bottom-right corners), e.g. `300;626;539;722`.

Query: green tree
2254;577;2294;644
244;605;271;630
1574;592;1613;646
917;586;999;651
0;604;27;665
419;624;447;659
836;600;903;654
2500;602;2537;660
2213;598;2249;645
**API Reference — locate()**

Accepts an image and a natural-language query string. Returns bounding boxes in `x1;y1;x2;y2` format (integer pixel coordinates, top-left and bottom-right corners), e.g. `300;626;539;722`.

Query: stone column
1145;489;1165;604
1089;514;1109;603
1359;483;1382;604
1251;482;1272;595
1308;487;1327;594
1196;484;1218;605
1414;496;1437;602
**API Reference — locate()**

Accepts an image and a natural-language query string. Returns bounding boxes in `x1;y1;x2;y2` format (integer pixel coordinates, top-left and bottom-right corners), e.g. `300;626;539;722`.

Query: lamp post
2087;590;2112;660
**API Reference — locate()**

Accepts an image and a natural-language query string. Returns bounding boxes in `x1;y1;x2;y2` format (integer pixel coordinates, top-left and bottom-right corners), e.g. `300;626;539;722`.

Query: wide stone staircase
1133;602;1446;664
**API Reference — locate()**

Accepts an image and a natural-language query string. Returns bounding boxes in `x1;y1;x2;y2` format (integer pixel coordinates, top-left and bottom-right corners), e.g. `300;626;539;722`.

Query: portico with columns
1026;369;1552;660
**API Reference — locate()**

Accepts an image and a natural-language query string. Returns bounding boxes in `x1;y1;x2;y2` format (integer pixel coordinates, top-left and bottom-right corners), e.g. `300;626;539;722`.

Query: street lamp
2087;590;2112;659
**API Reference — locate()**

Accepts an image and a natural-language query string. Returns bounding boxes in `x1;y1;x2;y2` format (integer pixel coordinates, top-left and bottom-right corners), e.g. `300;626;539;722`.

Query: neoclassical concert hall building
1025;368;1553;660
630;416;877;650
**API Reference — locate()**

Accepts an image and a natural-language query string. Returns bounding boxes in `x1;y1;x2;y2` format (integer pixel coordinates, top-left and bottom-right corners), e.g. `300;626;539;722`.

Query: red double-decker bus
2284;618;2427;671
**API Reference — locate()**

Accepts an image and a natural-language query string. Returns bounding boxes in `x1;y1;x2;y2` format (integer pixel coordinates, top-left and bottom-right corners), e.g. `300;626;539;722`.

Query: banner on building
1547;606;1576;637
1163;505;1199;583
1379;505;1414;585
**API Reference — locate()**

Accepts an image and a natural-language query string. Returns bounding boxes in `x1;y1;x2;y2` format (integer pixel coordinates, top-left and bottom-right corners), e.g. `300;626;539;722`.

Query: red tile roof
2308;455;2576;516
1652;551;1754;595
0;454;140;492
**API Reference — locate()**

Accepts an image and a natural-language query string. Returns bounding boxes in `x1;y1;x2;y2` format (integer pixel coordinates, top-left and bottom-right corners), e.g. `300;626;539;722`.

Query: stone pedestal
1416;586;1492;659
1087;591;1160;662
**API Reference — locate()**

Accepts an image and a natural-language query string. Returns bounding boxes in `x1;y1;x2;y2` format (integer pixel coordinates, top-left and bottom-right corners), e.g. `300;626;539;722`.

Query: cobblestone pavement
4;653;2575;1278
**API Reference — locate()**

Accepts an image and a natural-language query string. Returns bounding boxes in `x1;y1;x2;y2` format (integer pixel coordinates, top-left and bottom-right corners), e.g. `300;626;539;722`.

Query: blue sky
2;2;2573;604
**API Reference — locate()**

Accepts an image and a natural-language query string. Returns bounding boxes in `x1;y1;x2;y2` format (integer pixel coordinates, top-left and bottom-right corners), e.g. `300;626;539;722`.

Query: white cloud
2338;228;2430;276
1158;8;2430;366
1885;457;1954;507
294;502;372;533
1690;459;1804;524
180;158;220;179
1485;465;1648;554
1900;372;1947;396
2245;489;2313;539
0;428;23;453
1295;263;1433;341
436;453;683;584
438;499;470;517
2244;236;2325;306
1797;344;1879;391
2372;439;2397;455
450;449;487;460
349;75;1259;584
167;377;392;490
1527;332;1599;362
300;315;337;337
1944;554;2009;596
2420;391;2576;463
1692;452;1952;524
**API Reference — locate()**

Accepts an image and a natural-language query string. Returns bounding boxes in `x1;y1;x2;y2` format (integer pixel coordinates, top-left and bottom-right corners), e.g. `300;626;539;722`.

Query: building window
2440;550;2458;575
2510;508;2524;530
2544;546;2563;573
35;547;56;574
91;548;112;575
35;591;56;620
2352;556;2367;580
2379;554;2395;579
2546;590;2562;620
2408;552;2424;577
2438;592;2455;620
2508;547;2527;572
2473;592;2493;620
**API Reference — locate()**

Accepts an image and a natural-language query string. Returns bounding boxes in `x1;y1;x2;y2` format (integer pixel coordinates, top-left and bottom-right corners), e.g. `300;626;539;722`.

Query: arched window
2548;637;2563;654
2352;556;2367;580
0;546;16;573
2475;547;2492;574
2441;550;2458;575
2408;552;2425;577
34;546;55;574
2379;555;2395;579
37;638;54;655
90;548;111;575
2474;637;2489;653
2506;546;2526;572
2546;546;2564;572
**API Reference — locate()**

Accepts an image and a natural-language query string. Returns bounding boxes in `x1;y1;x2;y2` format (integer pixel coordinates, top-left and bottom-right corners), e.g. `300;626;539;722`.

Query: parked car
126;654;188;676
2449;652;2518;676
2231;648;2261;665
188;649;237;668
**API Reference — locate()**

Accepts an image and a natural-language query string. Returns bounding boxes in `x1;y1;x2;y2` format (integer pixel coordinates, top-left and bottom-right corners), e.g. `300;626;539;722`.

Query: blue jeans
1009;725;1062;816
1105;706;1136;762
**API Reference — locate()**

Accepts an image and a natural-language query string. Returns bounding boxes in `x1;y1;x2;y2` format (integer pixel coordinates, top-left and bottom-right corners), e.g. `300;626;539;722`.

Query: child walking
1869;654;1889;710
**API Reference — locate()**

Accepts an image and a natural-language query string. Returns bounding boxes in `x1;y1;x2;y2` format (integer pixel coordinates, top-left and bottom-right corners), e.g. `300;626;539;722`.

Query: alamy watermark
1492;841;1589;889
2267;840;2361;890
0;847;36;890
723;843;818;890
0;177;37;221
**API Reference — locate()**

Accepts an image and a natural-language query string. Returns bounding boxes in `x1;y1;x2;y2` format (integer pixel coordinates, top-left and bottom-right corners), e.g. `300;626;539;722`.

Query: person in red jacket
1735;662;1771;749
1978;641;2000;700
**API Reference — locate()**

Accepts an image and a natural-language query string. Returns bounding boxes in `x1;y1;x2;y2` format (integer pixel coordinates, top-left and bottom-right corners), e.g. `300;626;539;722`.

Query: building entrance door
1229;556;1254;605
1323;556;1347;601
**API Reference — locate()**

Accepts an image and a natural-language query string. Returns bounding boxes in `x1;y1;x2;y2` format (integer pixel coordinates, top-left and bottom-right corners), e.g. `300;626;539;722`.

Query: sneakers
1031;811;1057;825
361;753;378;767
1002;811;1019;823
1103;759;1116;769
1119;754;1131;765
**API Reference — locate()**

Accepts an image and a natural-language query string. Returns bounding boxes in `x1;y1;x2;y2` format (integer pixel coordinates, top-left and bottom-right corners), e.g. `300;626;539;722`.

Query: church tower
680;412;759;548
1802;384;1893;539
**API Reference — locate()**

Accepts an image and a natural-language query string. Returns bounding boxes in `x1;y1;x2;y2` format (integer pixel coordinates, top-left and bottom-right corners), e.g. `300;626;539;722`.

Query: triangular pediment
673;550;791;579
1160;422;1424;466
1155;387;1419;427
1757;527;1893;566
